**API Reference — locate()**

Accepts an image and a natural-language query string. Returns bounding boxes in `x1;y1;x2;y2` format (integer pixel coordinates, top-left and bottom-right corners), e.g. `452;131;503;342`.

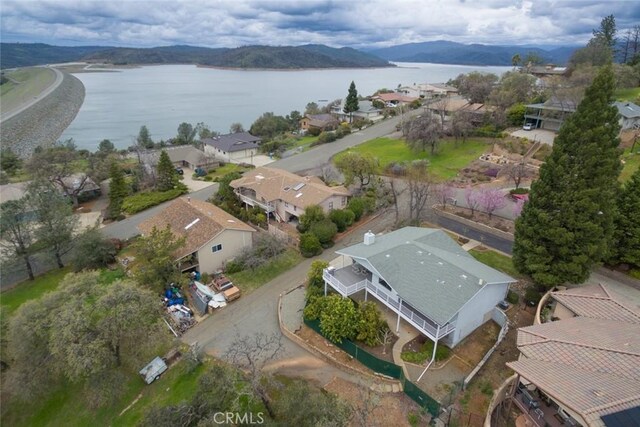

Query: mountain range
0;43;392;69
366;40;578;66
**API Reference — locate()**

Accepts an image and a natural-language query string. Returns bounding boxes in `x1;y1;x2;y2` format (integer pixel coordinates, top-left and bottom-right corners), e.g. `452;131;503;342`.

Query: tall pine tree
614;168;640;267
108;161;128;219
513;65;622;287
344;81;359;123
156;150;177;192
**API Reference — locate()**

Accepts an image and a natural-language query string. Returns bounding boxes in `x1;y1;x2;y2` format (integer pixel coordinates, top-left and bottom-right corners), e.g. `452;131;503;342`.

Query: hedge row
122;187;187;214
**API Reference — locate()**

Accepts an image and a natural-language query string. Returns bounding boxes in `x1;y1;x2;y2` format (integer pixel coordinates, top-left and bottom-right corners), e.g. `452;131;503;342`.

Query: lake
61;62;511;150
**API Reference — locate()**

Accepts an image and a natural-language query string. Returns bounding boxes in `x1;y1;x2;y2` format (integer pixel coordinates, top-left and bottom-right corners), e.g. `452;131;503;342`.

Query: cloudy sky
1;0;639;49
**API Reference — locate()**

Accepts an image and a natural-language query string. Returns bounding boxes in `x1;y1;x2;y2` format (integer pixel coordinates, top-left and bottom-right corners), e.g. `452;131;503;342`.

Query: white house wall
447;282;509;347
196;229;253;273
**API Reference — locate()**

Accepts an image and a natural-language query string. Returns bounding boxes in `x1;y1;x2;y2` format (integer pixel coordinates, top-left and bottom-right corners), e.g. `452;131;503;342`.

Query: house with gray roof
322;227;515;348
613;101;640;130
203;132;262;164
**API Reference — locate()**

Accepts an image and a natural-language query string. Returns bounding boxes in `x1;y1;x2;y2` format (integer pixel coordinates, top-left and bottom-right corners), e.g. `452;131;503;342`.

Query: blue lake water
61;62;511;150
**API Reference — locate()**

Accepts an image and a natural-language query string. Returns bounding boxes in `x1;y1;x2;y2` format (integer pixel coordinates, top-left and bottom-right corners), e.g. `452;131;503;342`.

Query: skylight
295;193;303;198
293;182;305;191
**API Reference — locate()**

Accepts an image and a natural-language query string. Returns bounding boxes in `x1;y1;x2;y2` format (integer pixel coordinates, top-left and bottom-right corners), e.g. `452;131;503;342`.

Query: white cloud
1;0;639;47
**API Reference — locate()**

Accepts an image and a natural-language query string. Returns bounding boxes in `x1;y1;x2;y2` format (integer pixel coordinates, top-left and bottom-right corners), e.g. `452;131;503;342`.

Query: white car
523;123;533;131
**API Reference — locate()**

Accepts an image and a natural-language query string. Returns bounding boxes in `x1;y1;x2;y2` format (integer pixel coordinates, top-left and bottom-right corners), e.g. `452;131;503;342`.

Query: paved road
0;67;64;123
435;215;514;254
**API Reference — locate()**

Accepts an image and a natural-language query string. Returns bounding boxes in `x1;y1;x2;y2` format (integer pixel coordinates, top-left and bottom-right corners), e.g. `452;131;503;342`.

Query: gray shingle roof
336;227;515;325
613;101;640;119
203;132;261;153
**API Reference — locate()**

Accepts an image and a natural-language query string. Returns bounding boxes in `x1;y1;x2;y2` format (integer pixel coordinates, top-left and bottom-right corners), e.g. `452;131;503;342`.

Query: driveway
510;129;556;145
179;167;216;192
182;210;397;382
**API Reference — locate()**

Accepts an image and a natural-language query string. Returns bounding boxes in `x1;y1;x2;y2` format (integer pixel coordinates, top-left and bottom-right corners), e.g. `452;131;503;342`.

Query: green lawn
0;267;71;317
615;87;640;102
2;360;205;427
228;248;303;293
335;137;490;180
291;135;319;150
621;147;640;182
469;248;522;279
0;68;57;113
207;163;253;180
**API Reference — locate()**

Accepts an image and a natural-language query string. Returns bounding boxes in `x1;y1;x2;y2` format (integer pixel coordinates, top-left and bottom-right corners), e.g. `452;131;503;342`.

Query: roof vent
185;218;200;230
364;230;375;245
385;254;390;258
461;274;467;279
283;186;291;191
478;279;484;285
438;261;444;266
417;250;423;255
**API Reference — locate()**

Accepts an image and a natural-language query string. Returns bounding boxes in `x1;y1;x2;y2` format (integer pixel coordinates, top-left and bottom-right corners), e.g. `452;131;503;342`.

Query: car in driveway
522;123;534;131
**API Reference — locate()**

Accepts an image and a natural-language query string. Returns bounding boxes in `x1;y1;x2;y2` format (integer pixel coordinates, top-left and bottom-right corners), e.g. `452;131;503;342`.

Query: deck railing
324;268;455;340
237;193;275;212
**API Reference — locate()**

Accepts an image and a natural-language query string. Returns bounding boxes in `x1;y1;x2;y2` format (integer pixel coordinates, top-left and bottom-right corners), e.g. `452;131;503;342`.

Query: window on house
212;244;223;253
342;197;347;206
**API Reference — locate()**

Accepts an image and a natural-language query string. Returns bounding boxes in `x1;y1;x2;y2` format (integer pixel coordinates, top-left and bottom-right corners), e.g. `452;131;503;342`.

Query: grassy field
0;68;57;114
207;163;253;180
615;87;640;102
2;360;205;427
469;248;522;279
291;135;319;150
0;267;71;317
335;137;490;180
228;248;303;293
621;147;640;182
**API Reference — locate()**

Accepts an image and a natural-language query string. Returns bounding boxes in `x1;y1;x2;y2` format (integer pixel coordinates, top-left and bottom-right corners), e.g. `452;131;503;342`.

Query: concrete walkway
391;317;420;379
461;240;481;251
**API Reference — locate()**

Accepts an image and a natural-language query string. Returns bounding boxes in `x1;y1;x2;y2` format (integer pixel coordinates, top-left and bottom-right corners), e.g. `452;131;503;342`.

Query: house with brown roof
229;167;350;223
370;92;419;107
300;114;339;132
505;283;640;427
138;197;255;274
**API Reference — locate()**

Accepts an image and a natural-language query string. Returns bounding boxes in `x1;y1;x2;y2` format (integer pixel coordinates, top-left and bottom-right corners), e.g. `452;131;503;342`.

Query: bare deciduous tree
404;113;442;155
406;160;433;224
465;186;481;217
378;326;394;355
432;183;455;210
505;160;528;189
224;332;283;419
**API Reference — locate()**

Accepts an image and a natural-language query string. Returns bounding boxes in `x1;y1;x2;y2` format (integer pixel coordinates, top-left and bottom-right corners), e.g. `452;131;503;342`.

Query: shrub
300;232;322;257
224;260;244;274
329;209;355;232
303;295;329;321
347;197;365;221
318;131;337;144
71;227;117;271
310;219;338;246
506;290;519;304
319;295;359;343
356;301;385;346
401;339;451;363
307;126;322;137
298;204;325;233
524;286;543;306
509;187;530;195
203;176;213;182
122;187;187;214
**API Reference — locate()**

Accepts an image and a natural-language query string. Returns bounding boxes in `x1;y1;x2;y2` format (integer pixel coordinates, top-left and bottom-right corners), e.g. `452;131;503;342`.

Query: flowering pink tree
464;186;481;217
433;183;455;210
513;197;525;217
478;188;507;219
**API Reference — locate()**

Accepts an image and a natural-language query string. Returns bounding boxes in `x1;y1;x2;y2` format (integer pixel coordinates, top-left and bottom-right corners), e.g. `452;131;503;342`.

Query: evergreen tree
107;162;128;219
137;125;153;149
343;81;359;123
513;65;622;287
614;169;640;267
156;150;177;191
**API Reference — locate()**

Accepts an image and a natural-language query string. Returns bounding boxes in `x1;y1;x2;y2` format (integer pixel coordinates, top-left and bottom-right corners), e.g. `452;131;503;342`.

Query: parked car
175;167;184;175
522;123;533;131
139;356;168;384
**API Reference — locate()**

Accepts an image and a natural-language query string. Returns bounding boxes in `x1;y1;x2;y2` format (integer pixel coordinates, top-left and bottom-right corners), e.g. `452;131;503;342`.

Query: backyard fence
463;308;509;388
304;318;440;417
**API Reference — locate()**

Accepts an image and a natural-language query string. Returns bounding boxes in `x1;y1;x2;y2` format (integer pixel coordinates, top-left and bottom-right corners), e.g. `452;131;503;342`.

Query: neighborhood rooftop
336;227;515;325
202;132;261;153
551;283;640;324
508;315;640;427
230;167;350;207
138;197;254;260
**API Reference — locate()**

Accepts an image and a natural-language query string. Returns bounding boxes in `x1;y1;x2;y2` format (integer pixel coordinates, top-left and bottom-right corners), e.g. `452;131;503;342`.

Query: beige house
138;197;255;274
506;283;640;427
229;167;350;223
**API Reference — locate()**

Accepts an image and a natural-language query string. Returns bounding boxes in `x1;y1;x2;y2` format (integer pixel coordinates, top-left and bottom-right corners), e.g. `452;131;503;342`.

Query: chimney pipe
364;230;375;245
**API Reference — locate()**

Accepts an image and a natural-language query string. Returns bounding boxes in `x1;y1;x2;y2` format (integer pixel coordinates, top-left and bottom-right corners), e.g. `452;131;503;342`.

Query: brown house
138;197;255;274
229;167;350;223
300;114;339;132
